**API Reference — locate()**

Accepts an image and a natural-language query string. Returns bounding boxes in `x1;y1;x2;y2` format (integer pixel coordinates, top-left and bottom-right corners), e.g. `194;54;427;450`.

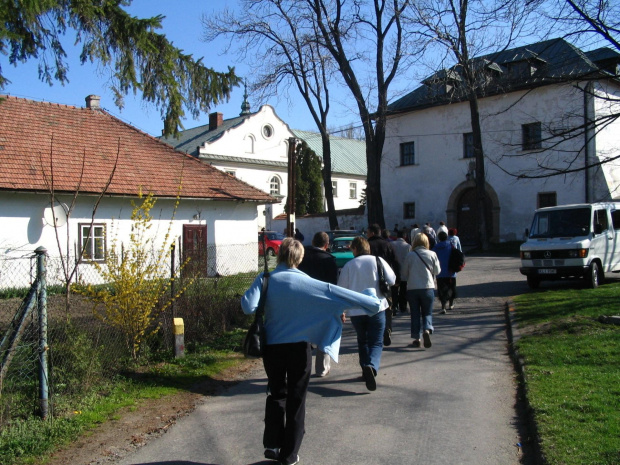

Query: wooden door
182;224;207;276
456;188;493;247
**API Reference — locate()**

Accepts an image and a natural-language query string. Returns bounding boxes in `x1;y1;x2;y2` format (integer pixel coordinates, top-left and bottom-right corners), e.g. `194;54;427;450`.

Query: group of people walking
241;223;462;465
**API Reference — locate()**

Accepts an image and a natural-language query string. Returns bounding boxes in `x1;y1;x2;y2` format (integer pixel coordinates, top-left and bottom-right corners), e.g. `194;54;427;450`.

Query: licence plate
538;269;557;275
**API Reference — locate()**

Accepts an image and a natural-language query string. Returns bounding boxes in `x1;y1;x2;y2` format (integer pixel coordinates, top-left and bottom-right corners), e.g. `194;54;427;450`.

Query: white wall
0;192;260;288
593;81;620;200
201;106;364;229
381;82;620;242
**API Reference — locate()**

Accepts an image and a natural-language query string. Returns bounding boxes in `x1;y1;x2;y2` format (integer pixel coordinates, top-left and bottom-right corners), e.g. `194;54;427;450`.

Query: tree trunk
468;93;490;250
320;132;339;230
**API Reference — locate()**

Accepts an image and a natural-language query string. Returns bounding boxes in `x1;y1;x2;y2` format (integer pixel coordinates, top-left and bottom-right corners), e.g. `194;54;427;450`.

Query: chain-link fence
0;243;272;427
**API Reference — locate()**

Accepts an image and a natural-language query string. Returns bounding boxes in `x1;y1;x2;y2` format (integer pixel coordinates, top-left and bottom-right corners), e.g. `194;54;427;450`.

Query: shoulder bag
376;256;391;296
242;272;270;358
413;249;437;289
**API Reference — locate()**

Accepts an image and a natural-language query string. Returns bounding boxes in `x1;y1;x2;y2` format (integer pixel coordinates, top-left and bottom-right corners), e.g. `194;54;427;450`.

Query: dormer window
423;69;461;98
504;49;546;80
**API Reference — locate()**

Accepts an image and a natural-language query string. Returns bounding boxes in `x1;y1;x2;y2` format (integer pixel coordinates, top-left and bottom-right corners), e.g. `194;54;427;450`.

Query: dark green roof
388;38;620;115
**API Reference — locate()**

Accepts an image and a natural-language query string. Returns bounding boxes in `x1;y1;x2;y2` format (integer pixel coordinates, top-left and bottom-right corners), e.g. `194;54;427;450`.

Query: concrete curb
504;300;546;465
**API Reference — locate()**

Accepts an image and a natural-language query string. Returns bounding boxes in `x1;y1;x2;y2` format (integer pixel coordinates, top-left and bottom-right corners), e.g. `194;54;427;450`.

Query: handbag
448;246;466;273
376;256;391;296
242;272;270;358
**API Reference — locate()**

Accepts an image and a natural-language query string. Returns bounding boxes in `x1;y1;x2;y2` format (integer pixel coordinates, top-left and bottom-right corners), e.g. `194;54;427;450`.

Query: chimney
209;112;223;130
85;95;101;110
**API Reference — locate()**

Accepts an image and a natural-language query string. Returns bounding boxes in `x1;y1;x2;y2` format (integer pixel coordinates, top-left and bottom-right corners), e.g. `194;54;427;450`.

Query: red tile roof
0;95;276;202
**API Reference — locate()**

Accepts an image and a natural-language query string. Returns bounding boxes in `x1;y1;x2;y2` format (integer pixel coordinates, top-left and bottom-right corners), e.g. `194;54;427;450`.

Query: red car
258;231;285;256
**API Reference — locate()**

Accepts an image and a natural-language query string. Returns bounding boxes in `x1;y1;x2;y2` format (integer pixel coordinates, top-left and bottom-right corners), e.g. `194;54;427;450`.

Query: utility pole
286;137;297;237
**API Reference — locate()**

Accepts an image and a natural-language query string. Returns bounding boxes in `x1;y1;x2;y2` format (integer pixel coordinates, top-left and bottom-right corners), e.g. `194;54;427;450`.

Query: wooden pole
286;138;297;238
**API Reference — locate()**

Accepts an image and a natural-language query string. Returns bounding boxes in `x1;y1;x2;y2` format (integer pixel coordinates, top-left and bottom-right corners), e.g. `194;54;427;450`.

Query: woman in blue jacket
433;231;457;313
242;238;381;465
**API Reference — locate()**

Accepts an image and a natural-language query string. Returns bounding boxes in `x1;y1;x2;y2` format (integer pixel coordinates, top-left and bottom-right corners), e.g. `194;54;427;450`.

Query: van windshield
529;208;591;238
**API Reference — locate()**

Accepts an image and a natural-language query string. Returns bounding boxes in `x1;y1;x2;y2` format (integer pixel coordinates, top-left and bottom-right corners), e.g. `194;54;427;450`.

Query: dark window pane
522;122;542;150
403;202;416;219
463;132;474;159
400;142;415;166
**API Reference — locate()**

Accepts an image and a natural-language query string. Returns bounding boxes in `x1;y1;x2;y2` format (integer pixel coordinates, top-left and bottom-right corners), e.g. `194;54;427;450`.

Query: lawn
514;282;620;465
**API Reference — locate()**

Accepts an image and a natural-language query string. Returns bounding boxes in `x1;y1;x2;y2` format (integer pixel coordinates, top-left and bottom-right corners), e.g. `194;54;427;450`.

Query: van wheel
586;261;602;288
527;276;540;289
266;248;276;257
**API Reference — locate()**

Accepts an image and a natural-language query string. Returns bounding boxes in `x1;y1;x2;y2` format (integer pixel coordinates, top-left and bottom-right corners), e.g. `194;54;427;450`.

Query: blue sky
0;0;331;136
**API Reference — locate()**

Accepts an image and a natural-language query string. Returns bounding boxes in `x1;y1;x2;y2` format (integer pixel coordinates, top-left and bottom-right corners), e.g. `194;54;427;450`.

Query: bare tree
206;0;417;228
40;137;120;312
203;1;341;229
308;0;415;228
486;0;620;202
407;0;536;249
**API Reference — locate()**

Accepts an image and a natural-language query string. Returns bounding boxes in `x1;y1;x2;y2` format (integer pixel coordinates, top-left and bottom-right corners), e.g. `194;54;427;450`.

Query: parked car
519;202;620;289
325;230;362;250
259;231;285;256
330;236;355;269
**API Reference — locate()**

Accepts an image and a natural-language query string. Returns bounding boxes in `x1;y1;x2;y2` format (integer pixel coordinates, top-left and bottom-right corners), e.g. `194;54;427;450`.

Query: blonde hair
351;236;371;257
412;232;430;250
277;237;305;268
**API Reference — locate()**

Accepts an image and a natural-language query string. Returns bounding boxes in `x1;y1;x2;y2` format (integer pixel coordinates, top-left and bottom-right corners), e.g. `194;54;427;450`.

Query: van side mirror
594;223;603;235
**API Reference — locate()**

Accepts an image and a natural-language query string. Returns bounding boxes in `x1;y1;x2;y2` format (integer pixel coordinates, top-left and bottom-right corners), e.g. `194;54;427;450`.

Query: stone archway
446;180;500;247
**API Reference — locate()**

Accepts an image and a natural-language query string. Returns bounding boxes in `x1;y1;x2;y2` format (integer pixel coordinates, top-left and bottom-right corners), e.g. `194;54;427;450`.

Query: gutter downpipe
584;81;594;203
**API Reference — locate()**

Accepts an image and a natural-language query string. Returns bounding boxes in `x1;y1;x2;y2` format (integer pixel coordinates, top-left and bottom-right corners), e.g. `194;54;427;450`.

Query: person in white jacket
338;236;396;391
400;233;441;349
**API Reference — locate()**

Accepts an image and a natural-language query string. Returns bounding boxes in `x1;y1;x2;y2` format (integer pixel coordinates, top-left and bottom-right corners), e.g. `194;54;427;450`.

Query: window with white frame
349;182;357;199
331;181;338;197
225;170;236;177
270;176;281;195
79;223;106;261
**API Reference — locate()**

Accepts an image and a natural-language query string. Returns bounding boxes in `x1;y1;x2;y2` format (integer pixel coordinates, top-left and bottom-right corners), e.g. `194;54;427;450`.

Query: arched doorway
446;181;500;247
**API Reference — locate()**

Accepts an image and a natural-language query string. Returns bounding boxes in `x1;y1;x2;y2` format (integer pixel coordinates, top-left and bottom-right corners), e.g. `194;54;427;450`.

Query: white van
520;202;620;288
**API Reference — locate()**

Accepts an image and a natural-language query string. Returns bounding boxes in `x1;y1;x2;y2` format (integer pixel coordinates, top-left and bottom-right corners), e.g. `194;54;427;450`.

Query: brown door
456;188;492;247
183;224;208;276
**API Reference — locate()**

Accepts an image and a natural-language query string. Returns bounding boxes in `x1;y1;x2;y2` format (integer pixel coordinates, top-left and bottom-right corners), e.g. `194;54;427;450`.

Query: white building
381;38;620;246
161;102;366;231
0;95;276;287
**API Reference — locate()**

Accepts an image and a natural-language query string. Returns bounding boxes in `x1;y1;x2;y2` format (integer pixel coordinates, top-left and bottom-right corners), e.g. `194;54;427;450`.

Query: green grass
0;330;247;465
514;283;620;465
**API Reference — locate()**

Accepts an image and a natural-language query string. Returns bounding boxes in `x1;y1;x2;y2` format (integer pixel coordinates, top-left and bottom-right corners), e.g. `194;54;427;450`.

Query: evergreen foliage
293;141;323;216
0;0;240;136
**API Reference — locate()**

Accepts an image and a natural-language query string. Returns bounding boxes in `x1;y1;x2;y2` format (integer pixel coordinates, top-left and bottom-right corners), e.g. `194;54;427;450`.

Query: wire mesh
0;243;269;426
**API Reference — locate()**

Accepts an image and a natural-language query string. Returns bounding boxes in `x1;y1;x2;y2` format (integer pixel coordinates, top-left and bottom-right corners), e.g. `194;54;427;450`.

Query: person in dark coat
366;223;400;346
294;228;305;242
298;231;339;376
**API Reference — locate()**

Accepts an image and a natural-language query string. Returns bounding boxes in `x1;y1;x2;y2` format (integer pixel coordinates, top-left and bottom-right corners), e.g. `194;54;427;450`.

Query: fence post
170;242;176;319
35;246;49;420
174;318;185;358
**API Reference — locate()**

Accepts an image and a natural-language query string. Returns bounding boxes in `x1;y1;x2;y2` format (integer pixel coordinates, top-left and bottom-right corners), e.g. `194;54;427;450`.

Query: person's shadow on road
128;461;274;465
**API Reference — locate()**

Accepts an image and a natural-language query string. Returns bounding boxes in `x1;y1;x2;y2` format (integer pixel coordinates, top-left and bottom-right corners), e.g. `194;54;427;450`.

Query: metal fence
0;243;270;427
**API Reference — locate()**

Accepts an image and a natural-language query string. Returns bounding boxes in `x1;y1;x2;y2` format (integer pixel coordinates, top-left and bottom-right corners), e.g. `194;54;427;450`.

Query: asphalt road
117;255;535;465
